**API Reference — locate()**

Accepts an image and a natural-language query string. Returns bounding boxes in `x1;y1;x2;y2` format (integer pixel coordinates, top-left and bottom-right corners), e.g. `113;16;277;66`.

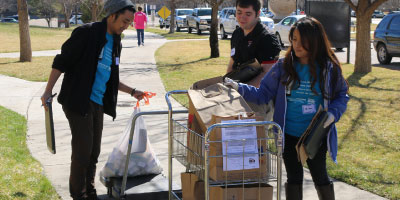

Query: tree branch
343;0;357;11
369;0;389;12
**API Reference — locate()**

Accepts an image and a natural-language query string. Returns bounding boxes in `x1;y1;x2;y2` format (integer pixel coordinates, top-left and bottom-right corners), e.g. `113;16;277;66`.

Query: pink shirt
134;11;147;29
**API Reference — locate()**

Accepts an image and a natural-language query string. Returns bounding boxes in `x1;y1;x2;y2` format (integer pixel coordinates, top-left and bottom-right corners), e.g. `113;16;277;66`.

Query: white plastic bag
101;107;163;178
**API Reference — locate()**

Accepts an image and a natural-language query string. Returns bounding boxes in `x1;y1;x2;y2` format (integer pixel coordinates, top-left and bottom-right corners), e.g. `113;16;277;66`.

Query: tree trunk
169;0;176;33
65;13;70;28
91;1;98;22
344;0;389;73
354;14;372;73
209;2;219;58
46;18;51;27
17;0;32;62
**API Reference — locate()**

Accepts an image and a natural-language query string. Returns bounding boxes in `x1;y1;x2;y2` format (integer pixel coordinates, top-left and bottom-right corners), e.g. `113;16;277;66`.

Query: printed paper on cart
221;119;259;171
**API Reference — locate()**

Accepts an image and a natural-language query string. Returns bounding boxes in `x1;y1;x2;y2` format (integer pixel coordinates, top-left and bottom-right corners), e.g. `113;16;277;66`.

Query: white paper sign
221;119;259;171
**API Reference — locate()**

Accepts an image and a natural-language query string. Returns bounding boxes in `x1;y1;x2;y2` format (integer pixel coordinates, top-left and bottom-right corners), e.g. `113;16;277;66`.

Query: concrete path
0;30;388;200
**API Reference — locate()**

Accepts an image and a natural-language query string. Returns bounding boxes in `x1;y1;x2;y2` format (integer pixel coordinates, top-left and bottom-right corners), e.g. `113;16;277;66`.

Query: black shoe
87;190;99;200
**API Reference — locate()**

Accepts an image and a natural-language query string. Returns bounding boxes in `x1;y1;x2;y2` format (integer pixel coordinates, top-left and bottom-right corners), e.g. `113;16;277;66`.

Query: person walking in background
226;0;281;121
225;17;349;200
134;6;147;46
41;0;144;199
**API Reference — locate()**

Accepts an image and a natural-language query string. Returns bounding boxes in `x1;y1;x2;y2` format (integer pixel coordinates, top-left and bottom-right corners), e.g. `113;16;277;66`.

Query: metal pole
165;90;188;200
168;104;173;200
347;5;351;64
276;128;283;200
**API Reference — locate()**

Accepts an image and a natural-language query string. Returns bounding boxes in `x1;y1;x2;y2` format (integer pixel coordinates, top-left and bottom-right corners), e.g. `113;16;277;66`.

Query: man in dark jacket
41;0;143;199
227;0;281;120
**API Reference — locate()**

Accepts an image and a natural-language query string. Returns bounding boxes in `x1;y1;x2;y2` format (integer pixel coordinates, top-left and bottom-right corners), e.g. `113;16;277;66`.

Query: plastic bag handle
135;91;156;108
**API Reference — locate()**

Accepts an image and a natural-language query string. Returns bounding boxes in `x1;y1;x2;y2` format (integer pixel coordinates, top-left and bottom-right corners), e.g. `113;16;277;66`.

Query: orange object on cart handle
135;91;156;108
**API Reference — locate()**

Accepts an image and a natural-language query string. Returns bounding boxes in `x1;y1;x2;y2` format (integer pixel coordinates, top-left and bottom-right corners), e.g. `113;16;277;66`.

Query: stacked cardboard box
186;79;268;182
209;115;267;182
181;172;273;200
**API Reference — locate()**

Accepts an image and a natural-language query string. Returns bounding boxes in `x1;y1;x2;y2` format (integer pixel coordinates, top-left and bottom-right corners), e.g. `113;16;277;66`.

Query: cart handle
165;90;188;112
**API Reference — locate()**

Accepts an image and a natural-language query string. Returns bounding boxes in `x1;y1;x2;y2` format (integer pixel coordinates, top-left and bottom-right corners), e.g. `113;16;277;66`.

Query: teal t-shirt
90;33;113;105
285;62;324;137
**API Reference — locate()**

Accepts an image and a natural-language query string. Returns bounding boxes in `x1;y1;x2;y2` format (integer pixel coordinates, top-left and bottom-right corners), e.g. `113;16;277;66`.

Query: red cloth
134;11;147;29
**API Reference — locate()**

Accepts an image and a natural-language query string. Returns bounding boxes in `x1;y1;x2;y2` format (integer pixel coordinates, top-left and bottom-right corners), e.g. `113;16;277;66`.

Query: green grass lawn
0;23;73;53
0;106;60;199
0;56;54;81
146;27;208;40
156;40;400;200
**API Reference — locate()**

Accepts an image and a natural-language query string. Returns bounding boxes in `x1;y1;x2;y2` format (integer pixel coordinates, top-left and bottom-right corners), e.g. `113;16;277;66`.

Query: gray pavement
0;30;388;200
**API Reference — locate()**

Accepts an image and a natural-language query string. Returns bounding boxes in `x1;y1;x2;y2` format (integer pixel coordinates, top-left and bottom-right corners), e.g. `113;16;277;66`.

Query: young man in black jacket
227;0;281;120
41;0;143;199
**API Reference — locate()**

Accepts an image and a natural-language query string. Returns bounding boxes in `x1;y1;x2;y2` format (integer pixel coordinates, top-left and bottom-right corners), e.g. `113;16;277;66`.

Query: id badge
115;57;120;65
230;48;235;56
302;104;316;114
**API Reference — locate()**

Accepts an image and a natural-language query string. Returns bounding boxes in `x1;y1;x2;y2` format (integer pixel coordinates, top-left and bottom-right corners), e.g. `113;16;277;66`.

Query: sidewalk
0;30;387;200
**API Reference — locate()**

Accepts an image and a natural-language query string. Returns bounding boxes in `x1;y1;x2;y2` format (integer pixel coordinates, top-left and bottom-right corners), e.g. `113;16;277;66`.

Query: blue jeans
137;29;144;45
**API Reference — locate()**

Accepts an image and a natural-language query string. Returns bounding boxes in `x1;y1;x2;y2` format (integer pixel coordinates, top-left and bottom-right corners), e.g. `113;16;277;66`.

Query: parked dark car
373;13;400;64
1;18;18;23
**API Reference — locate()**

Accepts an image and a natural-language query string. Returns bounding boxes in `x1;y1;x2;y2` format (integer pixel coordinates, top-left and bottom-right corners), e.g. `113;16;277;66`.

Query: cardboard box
181;172;204;200
187;82;253;167
191;76;223;90
181;173;273;200
210;183;273;200
188;83;253;134
209;115;268;182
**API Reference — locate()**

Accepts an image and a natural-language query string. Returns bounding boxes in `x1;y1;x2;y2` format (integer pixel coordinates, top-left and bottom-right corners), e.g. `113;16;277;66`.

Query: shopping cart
166;90;284;200
100;110;187;199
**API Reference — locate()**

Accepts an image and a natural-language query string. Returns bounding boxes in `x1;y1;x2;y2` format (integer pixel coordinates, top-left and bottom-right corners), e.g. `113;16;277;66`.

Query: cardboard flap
191;76;223;90
188;83;253;127
200;84;223;98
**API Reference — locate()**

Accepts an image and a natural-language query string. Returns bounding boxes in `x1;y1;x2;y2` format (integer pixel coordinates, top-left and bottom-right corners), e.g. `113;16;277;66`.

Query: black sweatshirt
52;18;121;119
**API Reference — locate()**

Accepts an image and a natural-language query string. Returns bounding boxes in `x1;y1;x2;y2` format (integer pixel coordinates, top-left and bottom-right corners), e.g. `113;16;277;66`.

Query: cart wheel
107;187;112;197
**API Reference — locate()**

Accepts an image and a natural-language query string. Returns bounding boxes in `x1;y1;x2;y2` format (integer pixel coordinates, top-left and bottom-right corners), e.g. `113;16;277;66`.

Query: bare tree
80;0;104;22
0;0;17;15
203;0;225;58
344;0;388;73
17;0;32;62
29;0;57;27
59;0;77;28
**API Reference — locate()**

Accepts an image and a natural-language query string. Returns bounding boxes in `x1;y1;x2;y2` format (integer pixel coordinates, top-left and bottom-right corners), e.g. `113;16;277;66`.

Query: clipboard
45;94;57;154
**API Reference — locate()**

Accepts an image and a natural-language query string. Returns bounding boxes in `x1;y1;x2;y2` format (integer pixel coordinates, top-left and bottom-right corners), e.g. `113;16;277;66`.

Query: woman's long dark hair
282;17;348;100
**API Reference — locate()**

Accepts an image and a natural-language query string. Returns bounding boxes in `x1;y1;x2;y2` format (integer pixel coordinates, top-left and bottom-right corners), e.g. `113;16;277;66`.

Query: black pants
283;133;331;186
63;101;104;199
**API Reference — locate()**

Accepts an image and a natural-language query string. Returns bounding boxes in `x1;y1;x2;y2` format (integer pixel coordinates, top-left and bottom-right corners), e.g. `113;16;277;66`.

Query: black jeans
283;133;331;186
63;101;104;199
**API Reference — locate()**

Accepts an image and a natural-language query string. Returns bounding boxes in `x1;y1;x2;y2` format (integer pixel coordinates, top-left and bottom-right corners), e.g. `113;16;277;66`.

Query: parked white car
174;9;193;31
69;15;83;25
273;15;306;46
219;7;274;39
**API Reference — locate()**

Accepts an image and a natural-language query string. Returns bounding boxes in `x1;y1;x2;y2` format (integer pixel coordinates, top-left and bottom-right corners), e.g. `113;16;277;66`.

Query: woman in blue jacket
225;17;349;200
